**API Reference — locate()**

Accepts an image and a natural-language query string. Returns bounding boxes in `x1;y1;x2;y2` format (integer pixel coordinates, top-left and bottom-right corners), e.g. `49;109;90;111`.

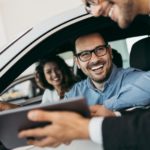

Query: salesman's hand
0;102;18;111
90;105;116;117
18;110;90;147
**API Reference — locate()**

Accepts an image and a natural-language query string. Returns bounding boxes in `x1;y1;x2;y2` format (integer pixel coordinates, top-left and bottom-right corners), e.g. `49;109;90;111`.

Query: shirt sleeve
88;117;104;146
104;72;150;110
114;111;122;116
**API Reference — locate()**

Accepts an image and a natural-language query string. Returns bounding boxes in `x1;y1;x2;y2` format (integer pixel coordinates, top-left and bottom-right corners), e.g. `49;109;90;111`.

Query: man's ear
74;56;81;69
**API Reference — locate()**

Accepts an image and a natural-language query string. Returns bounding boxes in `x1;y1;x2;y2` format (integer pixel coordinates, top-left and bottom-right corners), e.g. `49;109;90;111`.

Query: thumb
27;110;61;122
89;105;100;113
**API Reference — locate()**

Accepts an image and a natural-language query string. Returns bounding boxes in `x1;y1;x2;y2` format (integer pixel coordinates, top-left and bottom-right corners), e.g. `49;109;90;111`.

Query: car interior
130;37;150;71
0;14;150;107
0;6;150;149
1;15;150;91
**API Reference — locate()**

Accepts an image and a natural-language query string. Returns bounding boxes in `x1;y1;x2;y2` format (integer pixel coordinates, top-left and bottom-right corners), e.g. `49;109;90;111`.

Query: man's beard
91;65;112;84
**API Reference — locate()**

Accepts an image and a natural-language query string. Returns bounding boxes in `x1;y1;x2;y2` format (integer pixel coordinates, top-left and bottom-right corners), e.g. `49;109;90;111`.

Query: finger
90;111;100;117
63;141;72;145
27;110;62;122
103;3;113;16
90;110;96;115
89;105;101;112
27;136;61;148
89;106;96;112
18;126;50;138
28;110;82;123
99;1;113;16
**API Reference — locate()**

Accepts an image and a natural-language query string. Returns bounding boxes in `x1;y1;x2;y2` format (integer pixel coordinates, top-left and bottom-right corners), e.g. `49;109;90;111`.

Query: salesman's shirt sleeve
104;72;150;110
88;117;104;146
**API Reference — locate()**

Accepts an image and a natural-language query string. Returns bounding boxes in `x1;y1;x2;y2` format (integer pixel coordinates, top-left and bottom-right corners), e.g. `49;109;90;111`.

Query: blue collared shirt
65;64;150;110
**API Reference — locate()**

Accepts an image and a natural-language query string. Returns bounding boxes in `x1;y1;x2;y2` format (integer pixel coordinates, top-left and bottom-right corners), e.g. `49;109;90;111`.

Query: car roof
0;5;150;93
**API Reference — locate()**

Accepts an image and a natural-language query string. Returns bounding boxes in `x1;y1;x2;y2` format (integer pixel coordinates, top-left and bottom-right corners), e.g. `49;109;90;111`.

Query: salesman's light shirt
89;117;104;145
89;112;121;145
65;64;150;110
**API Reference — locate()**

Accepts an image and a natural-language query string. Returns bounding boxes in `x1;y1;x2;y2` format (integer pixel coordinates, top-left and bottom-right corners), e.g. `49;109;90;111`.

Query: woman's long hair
35;55;77;98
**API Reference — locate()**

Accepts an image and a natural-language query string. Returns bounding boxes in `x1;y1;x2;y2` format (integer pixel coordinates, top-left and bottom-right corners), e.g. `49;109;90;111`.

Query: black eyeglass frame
84;0;99;6
84;0;99;13
75;44;109;62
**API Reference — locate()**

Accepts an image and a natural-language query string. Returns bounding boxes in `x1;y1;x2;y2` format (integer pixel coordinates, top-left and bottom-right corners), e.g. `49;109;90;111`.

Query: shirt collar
87;64;118;91
105;64;118;86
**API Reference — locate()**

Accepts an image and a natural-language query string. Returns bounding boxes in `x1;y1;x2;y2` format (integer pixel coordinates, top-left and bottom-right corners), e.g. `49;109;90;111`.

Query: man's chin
92;77;106;84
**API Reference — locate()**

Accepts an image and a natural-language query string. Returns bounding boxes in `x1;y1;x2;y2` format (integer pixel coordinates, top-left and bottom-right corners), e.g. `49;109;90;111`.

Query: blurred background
0;0;147;55
0;0;82;49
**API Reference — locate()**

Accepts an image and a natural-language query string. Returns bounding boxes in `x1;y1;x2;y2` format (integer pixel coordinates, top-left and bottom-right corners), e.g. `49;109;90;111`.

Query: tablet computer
0;97;90;149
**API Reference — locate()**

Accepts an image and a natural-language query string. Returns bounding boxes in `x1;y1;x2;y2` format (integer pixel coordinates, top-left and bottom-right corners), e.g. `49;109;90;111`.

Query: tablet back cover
0;97;90;149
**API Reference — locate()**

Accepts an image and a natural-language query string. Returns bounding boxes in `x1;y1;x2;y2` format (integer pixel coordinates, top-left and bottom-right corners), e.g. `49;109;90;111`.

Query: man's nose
90;51;100;62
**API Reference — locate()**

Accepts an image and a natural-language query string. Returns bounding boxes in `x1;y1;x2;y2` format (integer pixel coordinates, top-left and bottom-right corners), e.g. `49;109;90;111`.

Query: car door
0;4;149;150
0;74;43;106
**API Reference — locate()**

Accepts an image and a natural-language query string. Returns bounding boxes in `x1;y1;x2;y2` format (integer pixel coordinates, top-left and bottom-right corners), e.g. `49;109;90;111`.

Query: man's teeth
91;64;103;71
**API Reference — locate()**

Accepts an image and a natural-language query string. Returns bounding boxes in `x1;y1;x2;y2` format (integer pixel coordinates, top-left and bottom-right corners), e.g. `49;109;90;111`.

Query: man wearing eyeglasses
19;32;150;149
18;1;150;149
82;0;150;29
64;32;149;112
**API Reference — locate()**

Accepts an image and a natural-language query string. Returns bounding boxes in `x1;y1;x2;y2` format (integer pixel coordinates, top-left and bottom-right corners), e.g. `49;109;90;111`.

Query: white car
0;4;150;150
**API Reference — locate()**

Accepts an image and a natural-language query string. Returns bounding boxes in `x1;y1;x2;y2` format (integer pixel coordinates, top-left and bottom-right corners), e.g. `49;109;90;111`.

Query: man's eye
97;47;105;51
80;52;90;57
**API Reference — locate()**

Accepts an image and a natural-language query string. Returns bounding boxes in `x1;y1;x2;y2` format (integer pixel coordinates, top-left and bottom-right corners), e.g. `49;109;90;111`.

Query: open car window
1;34;149;105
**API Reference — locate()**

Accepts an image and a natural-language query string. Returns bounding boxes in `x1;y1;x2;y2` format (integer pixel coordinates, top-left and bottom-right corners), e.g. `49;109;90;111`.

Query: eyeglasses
75;44;109;62
84;0;101;13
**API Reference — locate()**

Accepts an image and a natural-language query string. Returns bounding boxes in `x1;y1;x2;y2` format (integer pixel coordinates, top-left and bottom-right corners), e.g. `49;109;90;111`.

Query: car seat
112;49;123;68
130;37;150;71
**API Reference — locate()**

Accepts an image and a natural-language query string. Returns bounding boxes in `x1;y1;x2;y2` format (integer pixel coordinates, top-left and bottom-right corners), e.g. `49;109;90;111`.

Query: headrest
112;49;123;68
130;37;150;71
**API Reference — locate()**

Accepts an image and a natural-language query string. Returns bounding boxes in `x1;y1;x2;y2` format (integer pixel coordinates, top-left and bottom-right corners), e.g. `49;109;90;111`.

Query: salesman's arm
102;108;150;150
18;108;150;149
18;106;114;147
18;110;91;147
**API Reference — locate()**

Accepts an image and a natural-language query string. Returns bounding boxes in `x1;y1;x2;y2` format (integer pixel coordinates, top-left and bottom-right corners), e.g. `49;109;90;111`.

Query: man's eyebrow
105;0;114;3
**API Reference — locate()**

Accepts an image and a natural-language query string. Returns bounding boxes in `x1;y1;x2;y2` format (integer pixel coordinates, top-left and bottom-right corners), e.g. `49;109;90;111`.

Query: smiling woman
0;55;78;110
36;55;77;104
0;3;149;150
